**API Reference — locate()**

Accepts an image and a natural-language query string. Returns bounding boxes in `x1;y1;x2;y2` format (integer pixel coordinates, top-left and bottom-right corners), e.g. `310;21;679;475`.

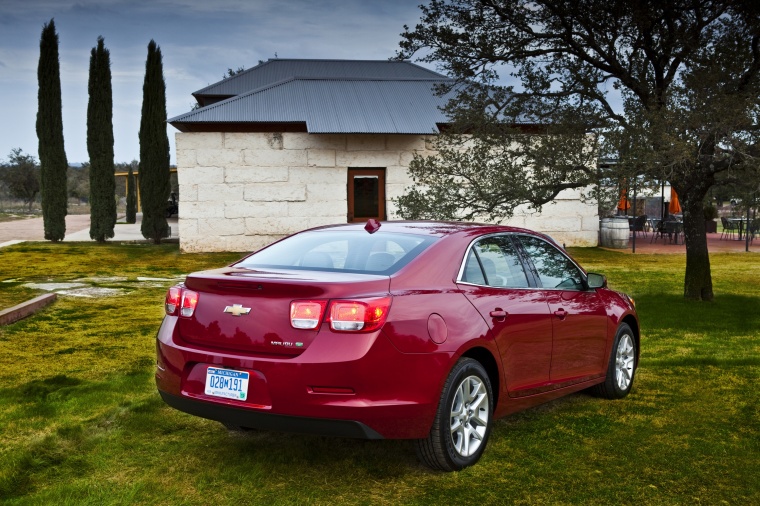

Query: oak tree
398;0;760;300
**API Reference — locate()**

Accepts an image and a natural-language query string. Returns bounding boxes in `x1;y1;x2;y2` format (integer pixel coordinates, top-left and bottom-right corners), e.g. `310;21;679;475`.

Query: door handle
554;308;568;320
490;309;508;321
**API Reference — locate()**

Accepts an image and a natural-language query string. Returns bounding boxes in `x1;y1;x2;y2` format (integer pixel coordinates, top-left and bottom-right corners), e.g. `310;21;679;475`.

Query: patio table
728;218;747;240
666;221;684;244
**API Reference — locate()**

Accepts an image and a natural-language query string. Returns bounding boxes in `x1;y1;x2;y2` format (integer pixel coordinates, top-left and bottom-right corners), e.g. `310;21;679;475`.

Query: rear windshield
235;230;437;275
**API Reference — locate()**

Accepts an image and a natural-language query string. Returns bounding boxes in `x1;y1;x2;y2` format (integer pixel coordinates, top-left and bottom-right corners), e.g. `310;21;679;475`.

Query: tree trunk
679;185;713;301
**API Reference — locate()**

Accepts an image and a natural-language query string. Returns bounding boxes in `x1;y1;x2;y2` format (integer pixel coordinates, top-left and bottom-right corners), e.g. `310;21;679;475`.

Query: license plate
205;367;249;401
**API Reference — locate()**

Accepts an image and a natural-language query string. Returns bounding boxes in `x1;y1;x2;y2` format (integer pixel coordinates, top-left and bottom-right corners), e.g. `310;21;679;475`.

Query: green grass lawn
0;243;758;505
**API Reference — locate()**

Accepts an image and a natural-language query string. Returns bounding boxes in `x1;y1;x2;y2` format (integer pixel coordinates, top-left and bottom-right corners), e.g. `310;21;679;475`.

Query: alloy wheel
450;375;490;457
615;333;635;391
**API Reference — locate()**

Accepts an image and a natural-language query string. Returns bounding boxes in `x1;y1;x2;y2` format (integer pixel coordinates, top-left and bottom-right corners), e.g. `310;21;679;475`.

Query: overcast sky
0;0;431;165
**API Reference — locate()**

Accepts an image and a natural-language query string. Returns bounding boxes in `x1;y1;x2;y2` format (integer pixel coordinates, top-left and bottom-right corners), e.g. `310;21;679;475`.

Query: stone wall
175;132;598;252
502;191;599;247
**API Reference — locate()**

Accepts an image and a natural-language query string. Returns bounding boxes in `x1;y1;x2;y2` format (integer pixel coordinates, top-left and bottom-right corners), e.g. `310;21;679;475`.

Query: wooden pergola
114;168;177;212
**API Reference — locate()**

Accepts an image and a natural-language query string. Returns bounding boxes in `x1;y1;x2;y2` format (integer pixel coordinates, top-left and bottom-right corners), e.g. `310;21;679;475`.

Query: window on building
347;168;386;222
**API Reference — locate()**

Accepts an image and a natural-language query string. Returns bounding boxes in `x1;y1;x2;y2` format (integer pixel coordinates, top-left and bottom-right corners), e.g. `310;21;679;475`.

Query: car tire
416;357;493;472
592;323;637;399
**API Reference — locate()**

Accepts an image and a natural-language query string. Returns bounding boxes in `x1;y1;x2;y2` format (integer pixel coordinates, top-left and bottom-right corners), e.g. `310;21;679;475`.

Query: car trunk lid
178;267;390;356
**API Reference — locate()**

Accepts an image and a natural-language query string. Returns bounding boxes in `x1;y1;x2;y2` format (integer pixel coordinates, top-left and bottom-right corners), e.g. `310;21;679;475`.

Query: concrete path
0;213;178;248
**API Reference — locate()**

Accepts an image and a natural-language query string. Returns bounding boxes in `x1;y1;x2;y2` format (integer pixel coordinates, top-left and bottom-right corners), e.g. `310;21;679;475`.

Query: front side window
516;235;585;290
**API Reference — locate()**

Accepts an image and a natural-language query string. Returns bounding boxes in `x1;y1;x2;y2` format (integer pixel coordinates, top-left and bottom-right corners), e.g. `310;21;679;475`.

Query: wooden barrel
600;218;629;248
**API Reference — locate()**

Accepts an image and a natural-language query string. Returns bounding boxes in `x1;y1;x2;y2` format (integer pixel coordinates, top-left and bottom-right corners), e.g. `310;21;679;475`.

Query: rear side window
236;231;436;275
461;236;529;288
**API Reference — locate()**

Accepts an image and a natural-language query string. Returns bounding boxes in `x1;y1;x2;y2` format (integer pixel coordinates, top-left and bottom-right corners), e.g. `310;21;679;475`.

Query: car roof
304;220;556;242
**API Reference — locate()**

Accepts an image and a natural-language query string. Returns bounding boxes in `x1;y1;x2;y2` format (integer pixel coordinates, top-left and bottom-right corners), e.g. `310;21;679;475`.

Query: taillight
165;286;181;315
180;290;199;317
290;300;327;329
164;285;199;318
328;297;392;332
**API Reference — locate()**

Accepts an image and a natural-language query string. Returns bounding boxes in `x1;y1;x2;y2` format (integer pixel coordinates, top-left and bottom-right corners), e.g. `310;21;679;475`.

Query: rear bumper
155;316;449;439
158;390;384;439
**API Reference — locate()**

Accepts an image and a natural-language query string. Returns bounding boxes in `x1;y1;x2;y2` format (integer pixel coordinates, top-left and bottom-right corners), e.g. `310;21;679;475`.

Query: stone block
307;183;347;202
424;136;439;151
196;148;243;167
283;133;346;151
523;216;582;233
244;149;308;167
228;234;285;253
178;184;197;202
198;218;246;236
501;215;528;229
177;132;223;150
244;216;307;236
347;135;387;151
245;216;345;237
197;184;245;202
287;200;345;218
288;166;345;184
225;201;288;219
180;235;229;253
385;198;403;220
178;218;198;236
386;135;427;151
336;151;401;167
244;183;306;202
385;183;410;203
181;202;225;218
554;187;583;200
225;132;283;150
225;166;289;183
180;166;224;184
175;149;196;168
0;293;57;326
386;166;413;185
551;230;598;247
307;216;341;229
307;149;336;167
581;215;601;232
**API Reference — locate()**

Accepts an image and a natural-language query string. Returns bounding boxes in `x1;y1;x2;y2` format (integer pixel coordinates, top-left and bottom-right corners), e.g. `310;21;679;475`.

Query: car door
457;235;553;395
514;235;608;382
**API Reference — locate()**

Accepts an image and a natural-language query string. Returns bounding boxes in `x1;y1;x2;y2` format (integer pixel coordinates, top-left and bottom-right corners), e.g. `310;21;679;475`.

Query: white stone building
169;59;598;253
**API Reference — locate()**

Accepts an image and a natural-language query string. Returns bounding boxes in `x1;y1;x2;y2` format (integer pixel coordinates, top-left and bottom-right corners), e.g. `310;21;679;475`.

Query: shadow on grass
637;293;760;337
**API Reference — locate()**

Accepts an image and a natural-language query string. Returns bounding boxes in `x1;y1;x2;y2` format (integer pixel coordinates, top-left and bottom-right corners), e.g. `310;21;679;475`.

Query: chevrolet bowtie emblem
223;304;251;317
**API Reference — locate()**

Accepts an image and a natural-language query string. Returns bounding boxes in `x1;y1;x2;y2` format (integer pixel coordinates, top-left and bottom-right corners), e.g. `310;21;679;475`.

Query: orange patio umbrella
669;187;682;214
617;190;631;212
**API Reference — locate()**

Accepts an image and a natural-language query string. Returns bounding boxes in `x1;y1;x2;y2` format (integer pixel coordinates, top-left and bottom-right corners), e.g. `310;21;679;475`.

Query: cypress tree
36;19;68;241
138;40;170;243
87;36;116;242
126;166;137;224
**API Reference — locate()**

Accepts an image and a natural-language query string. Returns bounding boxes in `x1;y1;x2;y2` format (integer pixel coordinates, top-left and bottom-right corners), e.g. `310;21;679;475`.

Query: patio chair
720;217;738;240
630;215;648;238
650;220;666;243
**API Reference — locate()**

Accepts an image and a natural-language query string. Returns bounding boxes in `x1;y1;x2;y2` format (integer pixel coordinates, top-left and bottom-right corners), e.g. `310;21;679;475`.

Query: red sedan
156;221;639;471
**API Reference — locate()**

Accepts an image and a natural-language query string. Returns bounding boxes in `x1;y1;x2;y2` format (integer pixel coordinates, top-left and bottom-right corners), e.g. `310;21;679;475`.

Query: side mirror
587;272;607;289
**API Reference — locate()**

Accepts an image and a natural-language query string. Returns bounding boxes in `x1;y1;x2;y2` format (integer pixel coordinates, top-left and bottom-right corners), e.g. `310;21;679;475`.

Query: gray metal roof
193;58;448;98
170;77;458;134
